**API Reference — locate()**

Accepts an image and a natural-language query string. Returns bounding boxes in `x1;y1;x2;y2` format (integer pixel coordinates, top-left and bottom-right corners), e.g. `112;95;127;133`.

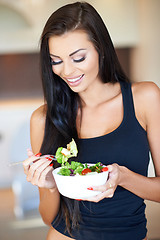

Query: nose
62;61;75;77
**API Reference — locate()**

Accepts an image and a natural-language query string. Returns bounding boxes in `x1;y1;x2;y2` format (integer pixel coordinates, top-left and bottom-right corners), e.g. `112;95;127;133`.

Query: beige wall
0;0;138;53
130;1;160;238
131;0;160;87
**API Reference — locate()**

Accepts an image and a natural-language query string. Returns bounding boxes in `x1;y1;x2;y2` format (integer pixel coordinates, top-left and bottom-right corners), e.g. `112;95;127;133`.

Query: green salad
55;139;108;176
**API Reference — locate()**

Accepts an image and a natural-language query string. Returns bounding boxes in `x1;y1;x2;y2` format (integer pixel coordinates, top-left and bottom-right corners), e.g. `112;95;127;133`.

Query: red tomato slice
81;168;92;175
102;167;108;172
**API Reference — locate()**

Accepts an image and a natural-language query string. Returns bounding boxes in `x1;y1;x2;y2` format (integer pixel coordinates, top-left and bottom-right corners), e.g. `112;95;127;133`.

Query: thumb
27;148;34;157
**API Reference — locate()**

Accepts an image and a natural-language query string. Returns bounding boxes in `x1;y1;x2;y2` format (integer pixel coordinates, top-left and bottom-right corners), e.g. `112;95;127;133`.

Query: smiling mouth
66;74;84;83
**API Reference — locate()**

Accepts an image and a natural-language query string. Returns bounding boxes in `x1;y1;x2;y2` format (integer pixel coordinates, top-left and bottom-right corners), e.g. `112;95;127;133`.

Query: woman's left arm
85;82;160;203
120;82;160;202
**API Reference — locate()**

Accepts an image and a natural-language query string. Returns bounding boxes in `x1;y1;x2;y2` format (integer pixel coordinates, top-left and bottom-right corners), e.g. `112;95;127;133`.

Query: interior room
0;0;160;239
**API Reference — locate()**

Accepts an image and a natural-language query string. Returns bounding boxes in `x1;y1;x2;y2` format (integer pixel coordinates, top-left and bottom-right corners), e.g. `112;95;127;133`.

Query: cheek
85;57;99;74
52;65;56;73
51;66;60;76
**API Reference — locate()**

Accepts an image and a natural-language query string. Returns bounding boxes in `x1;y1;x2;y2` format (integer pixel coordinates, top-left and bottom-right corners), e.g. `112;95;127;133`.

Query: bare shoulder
30;104;47;153
132;81;160;103
31;104;47;127
131;81;160;128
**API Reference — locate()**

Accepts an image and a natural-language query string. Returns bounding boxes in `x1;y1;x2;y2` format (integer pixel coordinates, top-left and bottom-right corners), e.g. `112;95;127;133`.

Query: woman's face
48;30;101;93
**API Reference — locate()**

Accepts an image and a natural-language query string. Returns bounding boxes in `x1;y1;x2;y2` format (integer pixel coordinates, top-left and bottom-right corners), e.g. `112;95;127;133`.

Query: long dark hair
40;1;129;236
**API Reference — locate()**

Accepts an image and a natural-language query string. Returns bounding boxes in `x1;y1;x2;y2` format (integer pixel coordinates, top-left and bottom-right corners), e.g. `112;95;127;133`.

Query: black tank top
52;81;150;240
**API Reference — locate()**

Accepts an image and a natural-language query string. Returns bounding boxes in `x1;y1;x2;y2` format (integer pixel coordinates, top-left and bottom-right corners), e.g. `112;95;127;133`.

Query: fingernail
45;157;52;161
76;199;82;201
102;167;108;172
35;153;42;157
50;163;54;167
87;187;93;190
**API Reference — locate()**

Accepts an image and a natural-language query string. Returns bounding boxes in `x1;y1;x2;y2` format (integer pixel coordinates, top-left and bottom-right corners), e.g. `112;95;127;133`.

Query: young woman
23;2;160;240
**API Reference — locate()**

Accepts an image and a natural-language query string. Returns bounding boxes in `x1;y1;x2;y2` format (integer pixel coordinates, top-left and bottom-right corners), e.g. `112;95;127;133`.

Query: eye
73;56;85;63
50;58;62;65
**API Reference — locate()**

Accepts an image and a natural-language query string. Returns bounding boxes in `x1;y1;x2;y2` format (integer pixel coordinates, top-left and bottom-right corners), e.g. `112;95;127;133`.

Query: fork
8;155;57;167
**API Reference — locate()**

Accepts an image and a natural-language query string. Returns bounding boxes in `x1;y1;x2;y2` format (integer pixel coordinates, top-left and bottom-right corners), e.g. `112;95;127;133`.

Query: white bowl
52;164;108;199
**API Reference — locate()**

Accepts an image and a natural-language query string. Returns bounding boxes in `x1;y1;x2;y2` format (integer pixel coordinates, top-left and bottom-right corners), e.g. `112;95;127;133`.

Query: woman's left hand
82;163;121;202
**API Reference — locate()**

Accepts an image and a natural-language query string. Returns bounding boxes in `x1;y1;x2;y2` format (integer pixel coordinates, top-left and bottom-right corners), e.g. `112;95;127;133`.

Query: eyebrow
50;48;86;58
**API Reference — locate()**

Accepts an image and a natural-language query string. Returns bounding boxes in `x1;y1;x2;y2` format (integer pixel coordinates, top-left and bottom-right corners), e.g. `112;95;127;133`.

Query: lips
64;74;84;87
66;74;84;83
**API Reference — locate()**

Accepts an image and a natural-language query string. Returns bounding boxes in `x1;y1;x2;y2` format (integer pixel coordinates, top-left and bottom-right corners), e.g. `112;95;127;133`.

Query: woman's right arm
23;105;60;226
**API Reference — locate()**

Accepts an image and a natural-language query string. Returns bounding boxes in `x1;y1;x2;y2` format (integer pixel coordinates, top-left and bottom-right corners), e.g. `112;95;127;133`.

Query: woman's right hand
23;149;57;190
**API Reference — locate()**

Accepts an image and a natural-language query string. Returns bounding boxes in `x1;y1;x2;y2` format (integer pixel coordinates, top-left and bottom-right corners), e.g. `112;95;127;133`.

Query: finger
95;189;114;201
23;156;34;174
38;166;54;188
23;155;40;168
26;158;50;181
31;160;53;185
83;188;114;203
87;181;114;192
23;154;50;174
27;148;34;157
106;164;114;173
40;165;53;180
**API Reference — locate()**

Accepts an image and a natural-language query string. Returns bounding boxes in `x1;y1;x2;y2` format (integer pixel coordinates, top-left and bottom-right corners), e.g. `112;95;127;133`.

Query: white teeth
67;75;83;83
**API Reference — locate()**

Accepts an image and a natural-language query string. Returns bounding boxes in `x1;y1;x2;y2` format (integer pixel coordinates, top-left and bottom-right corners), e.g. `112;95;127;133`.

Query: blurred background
0;0;160;239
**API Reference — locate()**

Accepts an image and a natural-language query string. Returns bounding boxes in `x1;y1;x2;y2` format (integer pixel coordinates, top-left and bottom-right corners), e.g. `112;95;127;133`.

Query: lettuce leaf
68;138;78;157
58;168;71;176
55;139;78;166
55;147;63;164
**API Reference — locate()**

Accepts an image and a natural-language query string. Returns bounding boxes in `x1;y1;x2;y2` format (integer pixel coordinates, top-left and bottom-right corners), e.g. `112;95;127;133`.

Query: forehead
48;30;93;55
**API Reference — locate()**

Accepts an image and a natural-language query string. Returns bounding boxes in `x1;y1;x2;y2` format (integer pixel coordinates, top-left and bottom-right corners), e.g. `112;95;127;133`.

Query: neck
78;81;119;108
